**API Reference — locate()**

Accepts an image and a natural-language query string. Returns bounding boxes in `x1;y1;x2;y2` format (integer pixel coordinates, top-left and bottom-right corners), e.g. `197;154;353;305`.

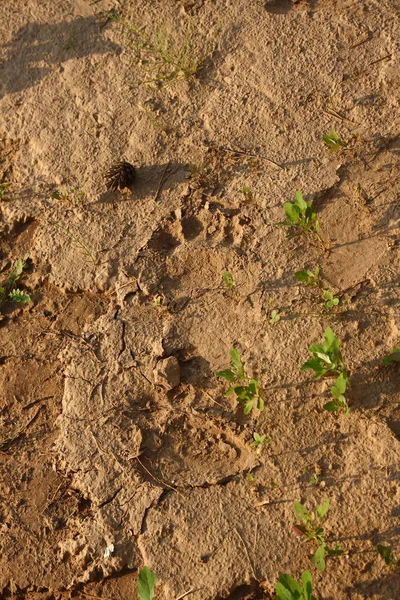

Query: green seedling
377;544;400;569
277;190;321;240
323;129;347;152
0;256;31;306
222;271;235;290
8;289;31;304
216;348;264;414
322;289;339;310
275;570;316;600
150;294;164;308
250;432;270;454
301;327;344;379
293;499;343;571
269;309;281;324
309;472;320;486
295;267;320;287
138;566;157;600
0;182;10;200
324;371;350;415
242;186;253;203
382;348;400;366
246;472;256;482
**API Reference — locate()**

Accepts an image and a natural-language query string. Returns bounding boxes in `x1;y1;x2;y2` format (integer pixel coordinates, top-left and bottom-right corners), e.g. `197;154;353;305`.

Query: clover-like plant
301;327;344;379
277;190;321;240
293;499;343;571
323;129;347;152
250;432;270;454
295;267;320;287
322;289;339;311
217;348;264;414
275;570;316;600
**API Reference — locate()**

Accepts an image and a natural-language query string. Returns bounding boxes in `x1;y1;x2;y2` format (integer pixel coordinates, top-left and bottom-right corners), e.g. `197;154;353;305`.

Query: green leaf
324;327;336;346
275;581;300;600
294;501;309;524
300;358;324;373
257;396;265;412
230;348;244;378
377;544;394;565
137;567;157;600
244;399;253;414
295;270;309;283
323;400;339;412
276;573;303;596
216;369;235;382
284;202;300;223
301;571;313;600
294;190;307;211
316;498;330;520
9;289;31;304
382;348;400;366
311;544;326;571
331;372;347;397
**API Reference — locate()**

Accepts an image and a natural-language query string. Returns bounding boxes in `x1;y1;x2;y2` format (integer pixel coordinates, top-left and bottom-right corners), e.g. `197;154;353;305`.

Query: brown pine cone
105;161;136;191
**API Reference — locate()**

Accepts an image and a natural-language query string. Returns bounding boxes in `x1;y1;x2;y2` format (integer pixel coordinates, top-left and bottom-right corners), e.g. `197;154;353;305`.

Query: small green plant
242;186;253;203
295;267;320;287
8;289;31;304
277;190;321;241
293;499;343;571
377;544;400;569
151;294;164;308
138;566;157;600
269;309;281;324
0;182;10;200
0;256;31;306
275;570;316;600
302;328;350;414
295;268;340;313
323;129;347;152
222;271;235;290
301;327;344;379
382;348;400;366
324;371;350;415
250;432;270;454
216;348;264;414
322;289;339;311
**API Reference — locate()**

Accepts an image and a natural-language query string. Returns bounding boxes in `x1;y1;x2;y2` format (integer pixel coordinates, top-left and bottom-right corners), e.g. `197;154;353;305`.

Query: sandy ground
1;0;400;598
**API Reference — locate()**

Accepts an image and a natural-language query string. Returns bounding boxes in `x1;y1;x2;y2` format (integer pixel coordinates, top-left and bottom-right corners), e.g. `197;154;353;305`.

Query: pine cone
105;161;136;191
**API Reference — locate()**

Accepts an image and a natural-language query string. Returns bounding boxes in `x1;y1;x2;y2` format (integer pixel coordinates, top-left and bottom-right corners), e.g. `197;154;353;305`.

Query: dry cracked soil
0;0;400;599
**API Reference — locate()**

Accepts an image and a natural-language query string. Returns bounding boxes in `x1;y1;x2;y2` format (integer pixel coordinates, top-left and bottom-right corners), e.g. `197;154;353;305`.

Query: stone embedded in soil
153;356;181;390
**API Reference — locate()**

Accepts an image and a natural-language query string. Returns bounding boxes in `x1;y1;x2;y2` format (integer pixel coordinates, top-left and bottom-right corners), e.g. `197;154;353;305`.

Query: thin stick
175;589;200;600
136;456;180;495
233;527;257;581
322;108;355;124
220;145;284;170
350;33;372;49
369;53;392;66
204;390;226;410
22;395;54;410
